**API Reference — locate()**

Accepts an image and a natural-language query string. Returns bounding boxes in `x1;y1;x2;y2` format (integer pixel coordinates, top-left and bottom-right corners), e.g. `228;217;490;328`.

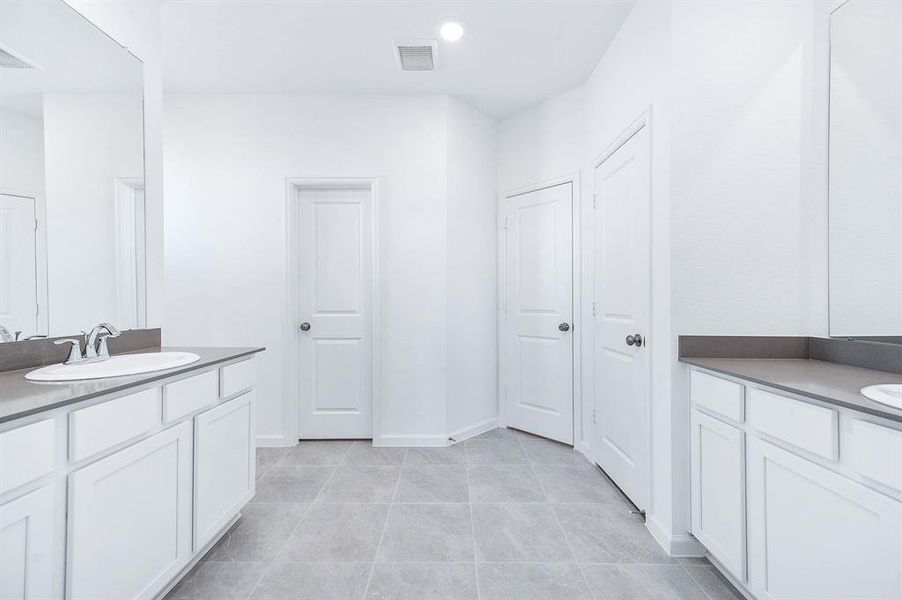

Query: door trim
497;173;581;447
0;189;49;337
285;178;381;446
589;107;653;510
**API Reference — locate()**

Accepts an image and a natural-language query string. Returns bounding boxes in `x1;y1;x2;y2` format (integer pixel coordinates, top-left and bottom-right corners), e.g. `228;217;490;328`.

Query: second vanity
682;340;902;600
0;345;263;600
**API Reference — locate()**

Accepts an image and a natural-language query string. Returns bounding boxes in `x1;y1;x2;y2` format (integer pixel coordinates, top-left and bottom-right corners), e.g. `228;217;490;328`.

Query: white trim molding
449;418;499;444
646;515;707;557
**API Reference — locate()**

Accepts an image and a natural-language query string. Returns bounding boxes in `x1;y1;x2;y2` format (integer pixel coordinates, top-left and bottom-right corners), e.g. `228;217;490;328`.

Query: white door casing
0;193;38;337
297;185;374;439
503;182;574;444
593;120;651;510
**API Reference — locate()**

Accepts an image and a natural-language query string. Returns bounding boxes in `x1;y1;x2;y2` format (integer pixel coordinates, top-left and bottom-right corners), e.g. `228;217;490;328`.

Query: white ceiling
161;0;635;119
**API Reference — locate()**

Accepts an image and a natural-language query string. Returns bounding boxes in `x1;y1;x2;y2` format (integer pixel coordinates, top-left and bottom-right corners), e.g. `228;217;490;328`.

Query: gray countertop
680;357;902;423
0;346;264;425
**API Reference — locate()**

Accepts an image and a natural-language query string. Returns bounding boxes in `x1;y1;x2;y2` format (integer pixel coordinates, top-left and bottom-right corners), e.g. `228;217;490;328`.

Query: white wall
497;0;832;553
446;97;499;437
66;0;165;329
0;109;45;197
164;94;498;446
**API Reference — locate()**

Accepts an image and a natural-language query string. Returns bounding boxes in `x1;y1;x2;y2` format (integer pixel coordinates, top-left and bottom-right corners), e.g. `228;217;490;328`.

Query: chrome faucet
54;323;121;365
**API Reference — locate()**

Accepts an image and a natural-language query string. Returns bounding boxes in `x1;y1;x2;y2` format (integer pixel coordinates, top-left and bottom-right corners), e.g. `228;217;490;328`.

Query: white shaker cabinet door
690;409;746;580
67;421;193;600
0;485;55;600
747;437;902;600
193;391;255;551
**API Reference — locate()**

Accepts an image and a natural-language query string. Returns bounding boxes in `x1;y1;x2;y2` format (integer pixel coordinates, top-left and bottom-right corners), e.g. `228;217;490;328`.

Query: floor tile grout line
682;562;720;600
463;438;482;600
361;445;404;599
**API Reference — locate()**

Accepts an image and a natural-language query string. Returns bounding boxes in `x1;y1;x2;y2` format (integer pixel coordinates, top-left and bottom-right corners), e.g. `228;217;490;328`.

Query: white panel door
747;437;902;600
504;182;573;444
690;409;746;581
194;392;255;551
0;193;38;337
593;124;651;509
298;186;373;439
0;485;55;600
67;422;193;600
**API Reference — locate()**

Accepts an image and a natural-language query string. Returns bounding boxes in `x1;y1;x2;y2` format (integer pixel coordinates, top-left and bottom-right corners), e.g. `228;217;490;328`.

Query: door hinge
592;410;596;425
592;301;597;318
503;216;508;230
592;194;597;209
34;218;38;232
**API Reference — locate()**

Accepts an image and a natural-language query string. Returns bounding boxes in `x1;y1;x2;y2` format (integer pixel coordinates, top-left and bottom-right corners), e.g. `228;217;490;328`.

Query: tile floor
167;428;743;600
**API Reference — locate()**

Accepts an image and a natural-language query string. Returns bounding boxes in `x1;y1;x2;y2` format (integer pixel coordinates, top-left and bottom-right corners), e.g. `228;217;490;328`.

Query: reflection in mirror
0;0;145;342
829;0;902;343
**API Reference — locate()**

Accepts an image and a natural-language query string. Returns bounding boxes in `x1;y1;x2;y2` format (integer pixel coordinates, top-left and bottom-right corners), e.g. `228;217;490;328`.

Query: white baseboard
374;434;449;447
448;417;498;443
646;516;707;557
255;433;294;448
575;440;592;460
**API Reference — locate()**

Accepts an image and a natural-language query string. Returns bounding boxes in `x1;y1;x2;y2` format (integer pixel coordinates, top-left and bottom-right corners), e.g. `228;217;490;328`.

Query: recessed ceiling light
440;21;464;42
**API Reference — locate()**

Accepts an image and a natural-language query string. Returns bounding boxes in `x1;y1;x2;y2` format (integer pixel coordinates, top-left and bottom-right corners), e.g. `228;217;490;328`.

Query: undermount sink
25;352;200;382
860;384;902;409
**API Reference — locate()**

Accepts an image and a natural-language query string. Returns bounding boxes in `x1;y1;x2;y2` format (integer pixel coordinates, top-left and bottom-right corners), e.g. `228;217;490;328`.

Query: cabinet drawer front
0;419;55;495
69;388;161;462
194;392;254;551
220;359;255;398
747;388;838;460
849;419;902;492
163;371;219;423
691;369;744;422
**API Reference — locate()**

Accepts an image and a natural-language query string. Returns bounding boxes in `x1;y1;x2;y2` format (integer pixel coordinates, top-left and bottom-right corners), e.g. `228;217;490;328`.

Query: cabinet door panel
747;438;902;600
194;392;254;551
0;485;55;600
67;421;193;600
691;409;746;580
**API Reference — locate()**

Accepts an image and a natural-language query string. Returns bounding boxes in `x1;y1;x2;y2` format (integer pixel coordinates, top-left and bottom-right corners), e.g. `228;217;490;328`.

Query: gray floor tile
467;466;546;503
472;503;573;562
281;441;353;466
275;503;390;562
377;503;474;562
582;564;708;599
395;466;468;503
316;466;400;503
533;465;624;503
366;563;477;600
477;563;591;600
206;503;309;562
253;466;335;503
166;561;268;599
250;562;371;599
256;448;291;481
553;503;673;564
465;440;527;465
404;445;466;465
685;566;744;599
342;442;407;465
521;438;588;467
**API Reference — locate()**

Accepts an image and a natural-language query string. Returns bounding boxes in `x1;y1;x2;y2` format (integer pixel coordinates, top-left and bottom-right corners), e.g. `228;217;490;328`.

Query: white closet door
503;182;574;444
0;193;38;337
298;186;373;439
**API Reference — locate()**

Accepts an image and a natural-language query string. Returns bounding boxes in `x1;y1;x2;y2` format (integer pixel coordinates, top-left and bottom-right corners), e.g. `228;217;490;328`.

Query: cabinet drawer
0;419;55;495
691;369;744;422
747;388;838;460
220;359;255;398
163;371;219;423
849;419;902;492
69;388;161;462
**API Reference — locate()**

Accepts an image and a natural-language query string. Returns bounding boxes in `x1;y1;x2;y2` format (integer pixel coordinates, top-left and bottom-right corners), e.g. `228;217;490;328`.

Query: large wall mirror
0;0;145;342
829;0;902;343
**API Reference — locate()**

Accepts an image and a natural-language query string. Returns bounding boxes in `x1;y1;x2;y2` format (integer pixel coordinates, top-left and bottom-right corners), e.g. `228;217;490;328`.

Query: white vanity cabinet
689;367;902;600
0;355;258;600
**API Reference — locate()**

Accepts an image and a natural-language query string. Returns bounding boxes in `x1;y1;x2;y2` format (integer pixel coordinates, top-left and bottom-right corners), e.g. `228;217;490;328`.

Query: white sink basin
861;384;902;409
25;352;200;382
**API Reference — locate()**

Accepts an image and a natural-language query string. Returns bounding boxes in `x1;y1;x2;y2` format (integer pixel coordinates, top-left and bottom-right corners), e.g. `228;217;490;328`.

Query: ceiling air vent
394;40;437;72
0;46;37;69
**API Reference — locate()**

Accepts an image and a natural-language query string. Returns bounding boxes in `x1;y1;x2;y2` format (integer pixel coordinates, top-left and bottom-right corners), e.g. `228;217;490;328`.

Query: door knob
626;333;643;347
300;322;311;332
559;322;570;332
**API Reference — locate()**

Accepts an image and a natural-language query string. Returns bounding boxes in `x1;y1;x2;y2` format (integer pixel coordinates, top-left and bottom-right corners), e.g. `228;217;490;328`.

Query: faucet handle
96;334;115;359
54;338;83;365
